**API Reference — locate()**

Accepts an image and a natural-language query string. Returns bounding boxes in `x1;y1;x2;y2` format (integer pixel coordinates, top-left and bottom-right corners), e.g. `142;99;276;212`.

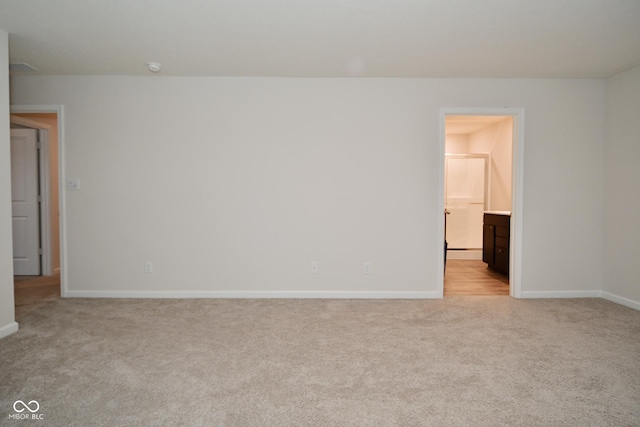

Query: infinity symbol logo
13;400;40;413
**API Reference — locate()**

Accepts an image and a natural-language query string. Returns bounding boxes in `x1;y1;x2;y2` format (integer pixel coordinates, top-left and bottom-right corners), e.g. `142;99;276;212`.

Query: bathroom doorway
441;113;517;296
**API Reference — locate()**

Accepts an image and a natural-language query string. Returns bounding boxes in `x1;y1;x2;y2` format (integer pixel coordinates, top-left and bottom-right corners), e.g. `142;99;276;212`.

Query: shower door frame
444;153;490;251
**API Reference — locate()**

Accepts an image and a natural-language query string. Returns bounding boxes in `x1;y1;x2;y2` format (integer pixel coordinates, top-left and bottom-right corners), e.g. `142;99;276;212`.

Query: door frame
10;105;67;296
10;116;51;275
444;153;491;253
438;107;525;298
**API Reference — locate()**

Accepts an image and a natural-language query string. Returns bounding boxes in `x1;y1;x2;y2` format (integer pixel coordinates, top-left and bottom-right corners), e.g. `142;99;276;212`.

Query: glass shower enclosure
444;154;490;251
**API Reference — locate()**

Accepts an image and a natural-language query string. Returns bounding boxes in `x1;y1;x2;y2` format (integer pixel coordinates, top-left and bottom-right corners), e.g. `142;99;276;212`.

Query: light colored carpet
1;297;639;426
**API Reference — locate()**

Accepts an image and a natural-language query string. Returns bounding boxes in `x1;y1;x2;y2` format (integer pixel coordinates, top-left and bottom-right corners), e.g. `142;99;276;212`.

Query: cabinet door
495;246;509;274
483;224;494;264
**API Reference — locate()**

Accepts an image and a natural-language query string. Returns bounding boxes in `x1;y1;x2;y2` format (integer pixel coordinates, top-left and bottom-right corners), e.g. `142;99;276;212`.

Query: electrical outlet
364;262;371;274
144;261;153;273
311;261;318;274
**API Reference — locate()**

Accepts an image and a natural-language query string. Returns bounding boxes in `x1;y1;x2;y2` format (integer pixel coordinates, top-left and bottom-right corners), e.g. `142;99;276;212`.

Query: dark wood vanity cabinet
483;213;510;275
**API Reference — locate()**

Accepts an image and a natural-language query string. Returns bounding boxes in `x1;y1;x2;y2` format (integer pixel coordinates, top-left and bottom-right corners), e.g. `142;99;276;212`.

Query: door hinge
37;140;42;149
38;195;42;203
38;248;43;255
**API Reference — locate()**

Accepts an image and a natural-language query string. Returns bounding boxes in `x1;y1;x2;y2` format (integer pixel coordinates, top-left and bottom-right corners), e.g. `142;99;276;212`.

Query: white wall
469;118;513;211
0;30;18;338
444;134;469;154
9;76;606;297
603;65;640;306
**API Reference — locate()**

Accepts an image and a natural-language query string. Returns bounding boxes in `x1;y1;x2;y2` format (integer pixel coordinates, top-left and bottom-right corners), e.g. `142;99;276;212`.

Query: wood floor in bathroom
444;259;509;296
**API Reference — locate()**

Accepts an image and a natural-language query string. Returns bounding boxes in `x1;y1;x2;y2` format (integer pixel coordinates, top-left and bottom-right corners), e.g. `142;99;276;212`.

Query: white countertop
484;211;511;216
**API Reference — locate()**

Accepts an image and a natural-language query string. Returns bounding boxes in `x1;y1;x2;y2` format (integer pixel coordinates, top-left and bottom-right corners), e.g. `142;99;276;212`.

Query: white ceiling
1;0;639;78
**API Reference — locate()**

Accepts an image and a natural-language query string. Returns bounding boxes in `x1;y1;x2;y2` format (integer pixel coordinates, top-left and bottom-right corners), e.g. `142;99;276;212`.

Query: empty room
1;1;639;425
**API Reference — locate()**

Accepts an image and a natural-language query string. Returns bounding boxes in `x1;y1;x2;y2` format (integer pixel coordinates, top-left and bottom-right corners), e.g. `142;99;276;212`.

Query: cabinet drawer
495;226;509;238
495;236;509;248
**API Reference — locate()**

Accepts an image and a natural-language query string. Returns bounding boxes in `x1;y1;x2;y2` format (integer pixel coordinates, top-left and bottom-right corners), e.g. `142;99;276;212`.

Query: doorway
439;108;524;298
10;106;64;305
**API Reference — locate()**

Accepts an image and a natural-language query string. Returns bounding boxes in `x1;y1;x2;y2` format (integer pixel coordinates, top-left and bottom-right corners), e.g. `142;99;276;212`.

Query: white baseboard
64;290;443;299
0;322;19;339
520;290;640;312
601;291;640;311
447;250;482;260
520;290;602;299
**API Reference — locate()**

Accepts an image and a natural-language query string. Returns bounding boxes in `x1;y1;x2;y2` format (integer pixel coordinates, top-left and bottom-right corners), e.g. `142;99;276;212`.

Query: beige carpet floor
1;297;639;426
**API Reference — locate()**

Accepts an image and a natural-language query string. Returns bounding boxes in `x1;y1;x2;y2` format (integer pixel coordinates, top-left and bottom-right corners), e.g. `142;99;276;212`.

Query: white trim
520;290;602;299
0;322;19;339
601;292;640;311
510;110;525;298
439;108;525;298
65;290;443;299
437;112;446;297
37;129;51;275
9;116;53;275
10;105;67;297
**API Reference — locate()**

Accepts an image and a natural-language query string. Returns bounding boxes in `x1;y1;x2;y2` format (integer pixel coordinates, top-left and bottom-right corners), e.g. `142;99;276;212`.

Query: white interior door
11;129;41;275
445;156;486;249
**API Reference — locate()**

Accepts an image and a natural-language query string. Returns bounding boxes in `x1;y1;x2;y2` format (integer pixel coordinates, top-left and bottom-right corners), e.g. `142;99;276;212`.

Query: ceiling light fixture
147;62;161;73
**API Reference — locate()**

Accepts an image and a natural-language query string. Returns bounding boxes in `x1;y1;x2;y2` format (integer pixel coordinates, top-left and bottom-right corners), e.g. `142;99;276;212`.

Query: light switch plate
66;178;80;190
